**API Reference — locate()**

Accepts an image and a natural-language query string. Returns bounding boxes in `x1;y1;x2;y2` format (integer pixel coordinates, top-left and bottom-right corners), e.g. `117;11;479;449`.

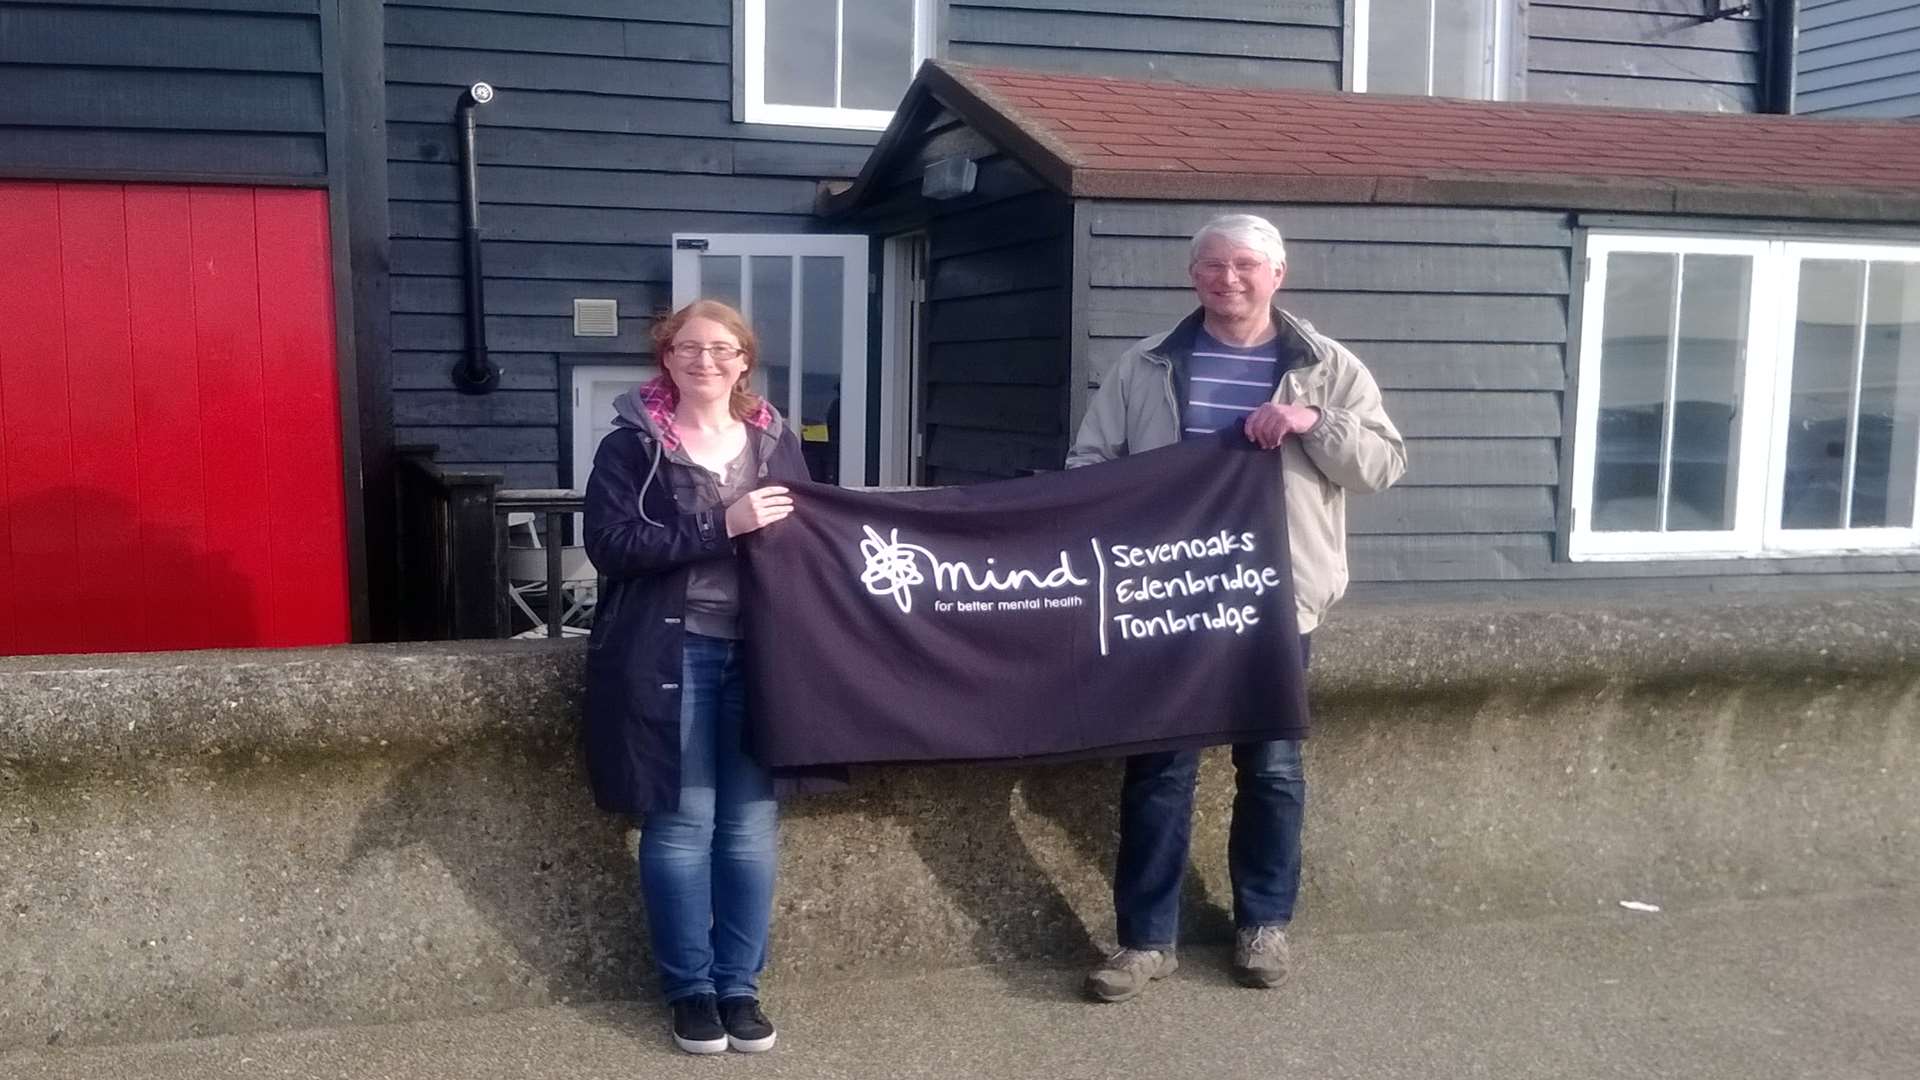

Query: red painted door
0;182;349;655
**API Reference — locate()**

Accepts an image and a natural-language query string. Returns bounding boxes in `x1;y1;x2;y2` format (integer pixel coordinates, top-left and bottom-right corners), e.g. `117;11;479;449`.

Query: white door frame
671;232;870;486
878;231;928;488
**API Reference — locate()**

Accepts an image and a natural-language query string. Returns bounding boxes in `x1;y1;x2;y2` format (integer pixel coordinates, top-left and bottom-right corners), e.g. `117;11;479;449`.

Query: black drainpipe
1765;0;1799;115
452;82;500;394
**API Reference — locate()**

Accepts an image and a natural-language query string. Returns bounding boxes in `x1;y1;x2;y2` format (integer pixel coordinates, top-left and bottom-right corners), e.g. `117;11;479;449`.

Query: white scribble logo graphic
860;525;933;613
858;524;1090;615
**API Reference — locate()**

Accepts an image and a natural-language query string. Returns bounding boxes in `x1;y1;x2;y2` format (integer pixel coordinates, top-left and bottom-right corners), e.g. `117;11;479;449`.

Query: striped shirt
1182;327;1283;438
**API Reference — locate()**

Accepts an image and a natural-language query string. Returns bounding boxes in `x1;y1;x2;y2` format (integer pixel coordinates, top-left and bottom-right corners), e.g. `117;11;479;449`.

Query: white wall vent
573;298;619;337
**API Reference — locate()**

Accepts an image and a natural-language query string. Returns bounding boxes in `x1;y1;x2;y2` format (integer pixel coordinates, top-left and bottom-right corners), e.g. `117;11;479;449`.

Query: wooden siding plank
1528;39;1759;84
926;340;1071;386
1380;390;1562;438
392;239;669;281
385;46;727;100
389;203;814;244
393;277;665;318
1799;47;1920;91
730;139;874;178
924;428;1065;476
951;0;1340;22
1800;0;1920;30
189;187;274;646
387;162;820;214
1800;7;1920;50
946;41;1340;91
930;240;1069;301
1795;92;1920;117
56;184;144;654
922;384;1064;435
1799;26;1920;72
1526;5;1760;51
1088;204;1573;247
0;127;326;180
928;290;1068;344
1088;291;1568;344
1090;238;1571;295
0;6;321;72
1526;72;1757;111
946;8;1341;61
929;193;1071;260
1348;487;1555;535
253;188;348;646
0;68;325;133
392;390;560;426
392;351;557;392
386;7;727;62
393;0;726;23
1798;70;1920;110
34;0;316;11
388;123;732;173
0;183;77;655
1399;438;1559;487
393;424;557;463
392;313;649;353
123;185;211;649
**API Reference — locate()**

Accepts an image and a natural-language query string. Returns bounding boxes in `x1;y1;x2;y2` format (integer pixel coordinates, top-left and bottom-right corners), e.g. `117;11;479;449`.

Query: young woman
581;299;833;1054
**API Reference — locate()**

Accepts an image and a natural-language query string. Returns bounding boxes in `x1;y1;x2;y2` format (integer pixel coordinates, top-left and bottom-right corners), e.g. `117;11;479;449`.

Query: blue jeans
1112;635;1310;950
638;634;777;1003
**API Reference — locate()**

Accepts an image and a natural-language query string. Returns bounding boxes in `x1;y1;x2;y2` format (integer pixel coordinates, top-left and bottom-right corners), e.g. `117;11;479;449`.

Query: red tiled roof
825;62;1920;221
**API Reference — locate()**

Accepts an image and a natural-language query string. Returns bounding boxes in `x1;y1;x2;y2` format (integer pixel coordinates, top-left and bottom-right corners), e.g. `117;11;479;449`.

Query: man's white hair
1189;213;1287;268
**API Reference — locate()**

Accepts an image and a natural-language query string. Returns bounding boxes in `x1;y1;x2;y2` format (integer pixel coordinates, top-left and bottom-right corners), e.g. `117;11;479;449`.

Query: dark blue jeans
1113;634;1310;950
637;634;778;1003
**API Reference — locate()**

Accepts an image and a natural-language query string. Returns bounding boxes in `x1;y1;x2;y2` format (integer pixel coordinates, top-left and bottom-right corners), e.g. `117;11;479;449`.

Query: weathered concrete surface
5;888;1917;1079
2;591;1917;1051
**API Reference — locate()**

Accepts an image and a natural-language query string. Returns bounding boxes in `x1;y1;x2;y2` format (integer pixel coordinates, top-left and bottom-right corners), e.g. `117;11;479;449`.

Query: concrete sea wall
2;591;1916;1049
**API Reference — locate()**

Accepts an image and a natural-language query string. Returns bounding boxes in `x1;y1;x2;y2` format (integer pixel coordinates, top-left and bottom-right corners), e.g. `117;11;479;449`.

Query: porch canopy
824;60;1920;221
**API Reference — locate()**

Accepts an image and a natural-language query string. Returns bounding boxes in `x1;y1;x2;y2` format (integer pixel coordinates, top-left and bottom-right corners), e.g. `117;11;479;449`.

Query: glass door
671;233;870;486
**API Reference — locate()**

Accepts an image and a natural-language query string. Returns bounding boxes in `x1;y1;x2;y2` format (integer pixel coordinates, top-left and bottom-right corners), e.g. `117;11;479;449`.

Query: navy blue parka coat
581;381;844;816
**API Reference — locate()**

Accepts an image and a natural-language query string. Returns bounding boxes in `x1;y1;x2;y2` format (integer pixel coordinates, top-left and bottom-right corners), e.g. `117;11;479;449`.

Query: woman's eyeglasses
670;342;744;361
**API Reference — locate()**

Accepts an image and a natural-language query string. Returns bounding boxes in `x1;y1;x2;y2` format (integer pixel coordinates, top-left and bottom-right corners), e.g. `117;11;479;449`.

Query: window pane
842;0;915;112
698;255;741;308
1432;1;1495;98
1367;0;1433;94
1783;260;1865;530
749;256;794;418
1592;252;1675;533
1667;255;1750;532
1853;262;1920;528
800;255;845;483
766;0;837;108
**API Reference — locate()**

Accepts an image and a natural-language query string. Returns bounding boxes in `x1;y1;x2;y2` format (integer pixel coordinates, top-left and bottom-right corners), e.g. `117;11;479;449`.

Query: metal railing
396;447;592;640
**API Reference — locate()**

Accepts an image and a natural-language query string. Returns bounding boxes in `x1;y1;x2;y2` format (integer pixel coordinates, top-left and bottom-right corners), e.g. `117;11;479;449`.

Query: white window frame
1349;0;1517;99
1569;233;1920;561
741;0;937;130
671;232;871;487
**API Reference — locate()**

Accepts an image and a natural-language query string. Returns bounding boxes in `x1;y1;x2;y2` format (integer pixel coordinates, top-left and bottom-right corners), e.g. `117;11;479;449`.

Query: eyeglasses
669;342;744;361
1192;258;1271;279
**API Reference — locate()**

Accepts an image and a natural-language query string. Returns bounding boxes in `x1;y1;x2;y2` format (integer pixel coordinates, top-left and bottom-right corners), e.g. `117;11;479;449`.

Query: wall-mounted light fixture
923;155;977;200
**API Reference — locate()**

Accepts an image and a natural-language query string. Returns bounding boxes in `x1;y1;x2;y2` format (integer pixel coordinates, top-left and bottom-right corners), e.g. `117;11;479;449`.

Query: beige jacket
1067;308;1406;633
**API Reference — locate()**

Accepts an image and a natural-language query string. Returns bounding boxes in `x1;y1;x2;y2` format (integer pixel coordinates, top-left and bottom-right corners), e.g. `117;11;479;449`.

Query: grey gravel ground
5;887;1915;1080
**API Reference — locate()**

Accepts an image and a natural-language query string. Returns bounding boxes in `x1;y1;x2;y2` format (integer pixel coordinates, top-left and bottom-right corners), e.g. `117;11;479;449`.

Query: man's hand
1243;403;1320;450
725;486;793;537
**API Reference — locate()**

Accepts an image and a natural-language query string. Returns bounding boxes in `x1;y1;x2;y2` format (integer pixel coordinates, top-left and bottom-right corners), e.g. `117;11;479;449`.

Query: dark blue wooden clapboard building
3;0;1918;640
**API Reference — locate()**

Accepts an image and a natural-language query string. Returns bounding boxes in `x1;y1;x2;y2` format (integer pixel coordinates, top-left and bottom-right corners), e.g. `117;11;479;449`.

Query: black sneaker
670;994;727;1055
718;996;777;1053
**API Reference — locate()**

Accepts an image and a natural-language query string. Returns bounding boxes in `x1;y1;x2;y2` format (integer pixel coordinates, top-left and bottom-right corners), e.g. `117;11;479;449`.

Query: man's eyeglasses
670;342;745;361
1193;259;1270;278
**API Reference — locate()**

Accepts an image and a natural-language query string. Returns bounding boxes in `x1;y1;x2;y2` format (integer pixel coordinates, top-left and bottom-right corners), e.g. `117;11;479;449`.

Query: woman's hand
725;485;794;537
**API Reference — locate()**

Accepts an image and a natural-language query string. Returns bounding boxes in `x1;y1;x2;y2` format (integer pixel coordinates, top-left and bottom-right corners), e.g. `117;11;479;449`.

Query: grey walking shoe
1232;925;1291;988
1084;947;1178;1002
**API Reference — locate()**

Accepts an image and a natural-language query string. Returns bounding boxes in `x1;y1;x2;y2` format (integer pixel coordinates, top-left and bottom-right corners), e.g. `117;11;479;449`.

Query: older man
1067;213;1406;1000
